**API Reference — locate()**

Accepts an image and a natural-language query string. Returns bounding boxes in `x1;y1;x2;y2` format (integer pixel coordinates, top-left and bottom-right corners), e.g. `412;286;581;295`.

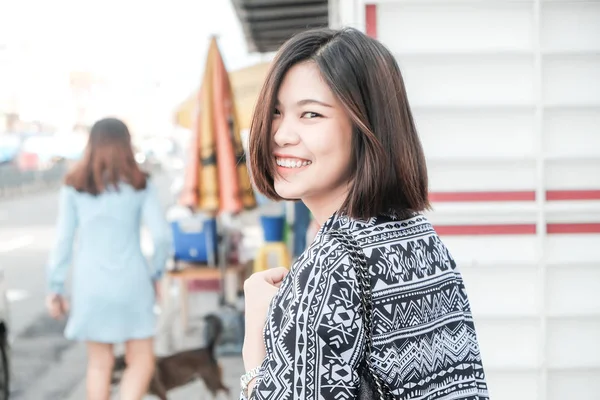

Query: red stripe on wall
365;4;377;38
547;223;600;234
546;190;600;201
435;224;537;236
430;191;536;202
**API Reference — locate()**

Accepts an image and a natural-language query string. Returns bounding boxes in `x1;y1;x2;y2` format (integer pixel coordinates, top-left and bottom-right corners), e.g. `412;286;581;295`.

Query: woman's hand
243;267;289;332
46;294;69;320
242;267;289;384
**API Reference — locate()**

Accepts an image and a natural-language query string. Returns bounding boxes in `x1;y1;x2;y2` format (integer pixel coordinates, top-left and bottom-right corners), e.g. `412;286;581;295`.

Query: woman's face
272;62;353;214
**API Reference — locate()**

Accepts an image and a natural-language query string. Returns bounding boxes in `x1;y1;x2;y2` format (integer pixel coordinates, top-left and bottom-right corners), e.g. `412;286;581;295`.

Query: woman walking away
46;118;170;400
241;28;489;399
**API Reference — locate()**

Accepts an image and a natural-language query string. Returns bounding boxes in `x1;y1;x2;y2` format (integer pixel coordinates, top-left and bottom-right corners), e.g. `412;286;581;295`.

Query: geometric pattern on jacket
243;212;489;400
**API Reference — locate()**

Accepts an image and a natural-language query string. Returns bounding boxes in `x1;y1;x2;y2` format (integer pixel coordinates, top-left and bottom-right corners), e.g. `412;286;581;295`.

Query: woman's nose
273;118;300;148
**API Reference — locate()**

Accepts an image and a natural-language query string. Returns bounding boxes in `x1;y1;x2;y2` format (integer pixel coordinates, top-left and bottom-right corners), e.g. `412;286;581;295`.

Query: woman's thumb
266;267;289;285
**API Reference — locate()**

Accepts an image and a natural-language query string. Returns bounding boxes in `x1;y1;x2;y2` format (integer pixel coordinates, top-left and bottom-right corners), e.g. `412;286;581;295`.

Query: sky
0;0;266;132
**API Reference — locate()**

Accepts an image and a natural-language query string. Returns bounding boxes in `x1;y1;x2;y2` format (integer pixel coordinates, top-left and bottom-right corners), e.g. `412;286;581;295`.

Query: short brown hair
65;118;147;195
249;28;430;219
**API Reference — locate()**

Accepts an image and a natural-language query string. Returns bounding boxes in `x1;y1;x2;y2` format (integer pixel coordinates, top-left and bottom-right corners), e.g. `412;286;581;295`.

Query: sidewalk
65;290;245;399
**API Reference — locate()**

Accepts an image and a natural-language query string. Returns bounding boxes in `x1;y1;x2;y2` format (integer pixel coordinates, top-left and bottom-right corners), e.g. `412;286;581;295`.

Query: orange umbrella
174;61;270;131
179;37;256;214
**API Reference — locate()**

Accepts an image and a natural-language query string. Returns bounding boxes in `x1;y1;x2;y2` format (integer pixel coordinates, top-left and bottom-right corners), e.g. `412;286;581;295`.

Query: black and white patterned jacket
242;212;489;400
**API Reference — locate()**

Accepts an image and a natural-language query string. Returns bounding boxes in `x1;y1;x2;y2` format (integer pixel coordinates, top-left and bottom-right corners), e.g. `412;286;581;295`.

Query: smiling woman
243;28;489;400
249;29;429;224
269;62;354;219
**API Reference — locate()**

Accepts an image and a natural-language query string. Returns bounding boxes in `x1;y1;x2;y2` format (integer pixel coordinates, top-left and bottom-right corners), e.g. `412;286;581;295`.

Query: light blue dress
47;180;171;343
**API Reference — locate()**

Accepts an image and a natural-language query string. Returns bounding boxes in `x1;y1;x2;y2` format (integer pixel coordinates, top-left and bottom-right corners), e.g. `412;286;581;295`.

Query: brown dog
112;314;230;399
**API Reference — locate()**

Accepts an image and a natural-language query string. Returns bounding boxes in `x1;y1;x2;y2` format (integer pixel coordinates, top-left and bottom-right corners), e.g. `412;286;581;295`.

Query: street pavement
0;170;246;399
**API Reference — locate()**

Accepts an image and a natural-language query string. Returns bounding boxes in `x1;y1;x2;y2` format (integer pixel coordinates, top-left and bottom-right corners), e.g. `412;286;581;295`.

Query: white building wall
330;1;600;399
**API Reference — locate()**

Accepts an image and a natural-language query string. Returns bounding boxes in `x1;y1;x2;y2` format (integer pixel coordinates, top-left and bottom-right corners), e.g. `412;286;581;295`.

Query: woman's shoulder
60;184;85;199
353;213;457;281
61;181;152;200
348;213;436;240
316;212;438;252
352;213;453;263
307;212;448;266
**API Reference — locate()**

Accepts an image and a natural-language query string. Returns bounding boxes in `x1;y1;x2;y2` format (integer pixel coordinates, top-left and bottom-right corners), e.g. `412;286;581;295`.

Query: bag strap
329;229;391;399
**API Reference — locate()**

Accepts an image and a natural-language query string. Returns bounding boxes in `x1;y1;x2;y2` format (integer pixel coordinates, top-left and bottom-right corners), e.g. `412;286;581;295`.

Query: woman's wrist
243;334;266;370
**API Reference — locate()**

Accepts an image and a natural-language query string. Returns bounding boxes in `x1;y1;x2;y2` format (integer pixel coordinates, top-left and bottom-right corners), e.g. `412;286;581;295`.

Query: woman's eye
273;108;281;116
301;112;320;119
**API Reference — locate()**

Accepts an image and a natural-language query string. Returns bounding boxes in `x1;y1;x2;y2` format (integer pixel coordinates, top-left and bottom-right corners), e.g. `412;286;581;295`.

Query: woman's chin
274;182;303;201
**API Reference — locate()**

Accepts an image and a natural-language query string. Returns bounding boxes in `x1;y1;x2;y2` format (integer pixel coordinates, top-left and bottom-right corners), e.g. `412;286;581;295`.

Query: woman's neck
303;186;350;225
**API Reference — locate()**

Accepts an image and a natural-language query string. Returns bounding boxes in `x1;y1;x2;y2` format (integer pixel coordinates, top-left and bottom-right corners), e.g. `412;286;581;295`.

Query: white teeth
276;158;312;168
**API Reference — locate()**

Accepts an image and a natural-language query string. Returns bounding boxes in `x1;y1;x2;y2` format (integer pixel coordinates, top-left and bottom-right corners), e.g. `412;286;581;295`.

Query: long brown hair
249;28;430;219
65;118;147;195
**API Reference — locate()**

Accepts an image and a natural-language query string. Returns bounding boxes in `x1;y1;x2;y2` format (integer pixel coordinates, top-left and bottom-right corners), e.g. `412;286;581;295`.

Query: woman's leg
86;341;114;400
119;337;155;400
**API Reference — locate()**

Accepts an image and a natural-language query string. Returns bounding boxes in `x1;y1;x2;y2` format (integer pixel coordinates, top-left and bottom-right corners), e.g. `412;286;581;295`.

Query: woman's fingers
263;267;289;285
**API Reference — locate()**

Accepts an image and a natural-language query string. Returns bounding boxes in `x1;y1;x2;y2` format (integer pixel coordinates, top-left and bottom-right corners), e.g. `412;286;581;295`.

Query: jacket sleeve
245;238;365;400
142;180;171;280
47;186;78;294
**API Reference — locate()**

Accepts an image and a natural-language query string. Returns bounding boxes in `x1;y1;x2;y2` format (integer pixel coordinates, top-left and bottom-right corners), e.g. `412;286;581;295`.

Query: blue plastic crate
260;215;286;242
170;216;217;264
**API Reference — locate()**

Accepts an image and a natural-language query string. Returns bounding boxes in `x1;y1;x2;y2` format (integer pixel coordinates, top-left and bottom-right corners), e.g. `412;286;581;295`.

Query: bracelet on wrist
240;366;262;397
